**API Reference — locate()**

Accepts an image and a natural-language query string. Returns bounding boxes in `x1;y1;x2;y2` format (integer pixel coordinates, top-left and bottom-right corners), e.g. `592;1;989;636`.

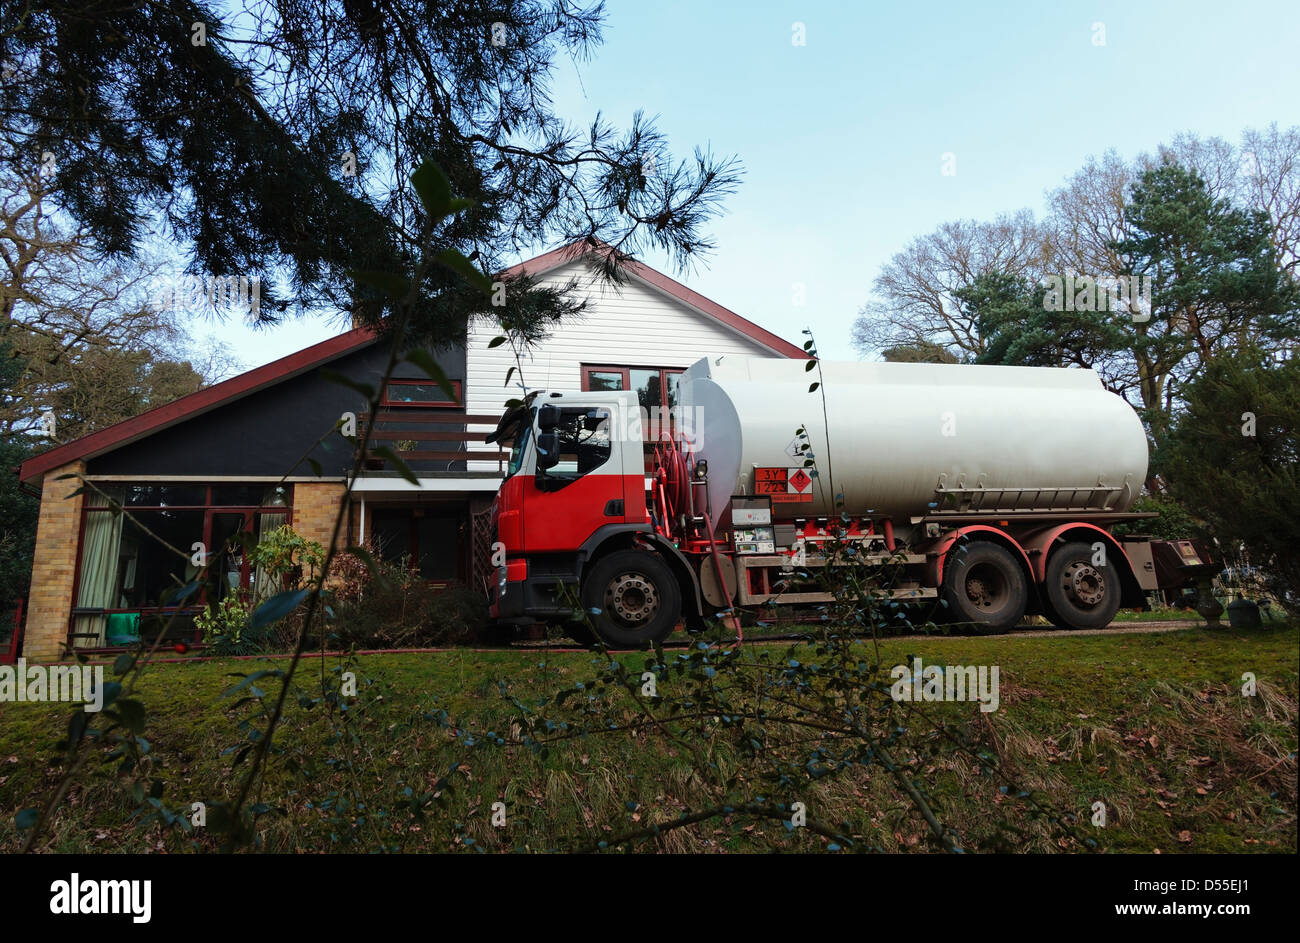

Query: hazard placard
754;466;814;503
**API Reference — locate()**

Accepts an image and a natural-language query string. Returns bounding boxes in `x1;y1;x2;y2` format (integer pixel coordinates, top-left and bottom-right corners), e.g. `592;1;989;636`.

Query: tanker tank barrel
677;355;1149;539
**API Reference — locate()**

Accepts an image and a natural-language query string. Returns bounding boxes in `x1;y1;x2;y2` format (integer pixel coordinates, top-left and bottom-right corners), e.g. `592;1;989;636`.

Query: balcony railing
357;409;507;475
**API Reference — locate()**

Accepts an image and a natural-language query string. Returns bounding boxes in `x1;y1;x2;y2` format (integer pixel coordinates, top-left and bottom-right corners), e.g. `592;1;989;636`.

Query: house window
582;365;683;445
70;484;291;650
580;365;682;411
381;378;462;408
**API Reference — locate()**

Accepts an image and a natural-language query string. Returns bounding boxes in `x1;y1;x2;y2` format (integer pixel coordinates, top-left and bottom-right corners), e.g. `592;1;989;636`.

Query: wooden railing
358;410;508;473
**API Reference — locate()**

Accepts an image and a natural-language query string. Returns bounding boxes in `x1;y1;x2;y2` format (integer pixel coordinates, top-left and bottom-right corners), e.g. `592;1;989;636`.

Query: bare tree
1;170;241;438
853;125;1300;426
1239;123;1300;279
851;210;1049;360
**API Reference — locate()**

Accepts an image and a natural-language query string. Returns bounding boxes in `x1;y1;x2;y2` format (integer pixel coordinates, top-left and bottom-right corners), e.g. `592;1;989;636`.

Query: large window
71;484;291;649
582;364;683;451
581;365;682;412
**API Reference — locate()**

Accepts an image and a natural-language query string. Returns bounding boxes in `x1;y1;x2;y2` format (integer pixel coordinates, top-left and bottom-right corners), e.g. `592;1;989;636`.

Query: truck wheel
1042;541;1122;630
941;541;1027;632
581;550;682;648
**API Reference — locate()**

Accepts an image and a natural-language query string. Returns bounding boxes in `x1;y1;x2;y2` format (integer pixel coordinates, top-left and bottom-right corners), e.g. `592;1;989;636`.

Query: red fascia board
501;242;806;359
499;242;588;279
19;326;379;486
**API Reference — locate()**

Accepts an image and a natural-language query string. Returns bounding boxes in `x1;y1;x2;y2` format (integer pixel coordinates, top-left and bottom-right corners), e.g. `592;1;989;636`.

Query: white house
15;241;802;660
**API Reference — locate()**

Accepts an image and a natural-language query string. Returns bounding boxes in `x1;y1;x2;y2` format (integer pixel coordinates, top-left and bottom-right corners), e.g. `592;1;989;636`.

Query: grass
0;622;1295;854
1111;607;1201;622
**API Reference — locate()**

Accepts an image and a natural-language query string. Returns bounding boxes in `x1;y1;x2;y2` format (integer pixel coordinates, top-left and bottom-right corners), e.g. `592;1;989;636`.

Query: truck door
523;404;629;552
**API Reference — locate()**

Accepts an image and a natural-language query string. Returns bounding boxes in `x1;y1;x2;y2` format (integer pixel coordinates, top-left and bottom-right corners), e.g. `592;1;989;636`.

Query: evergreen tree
1165;347;1300;611
1;1;740;346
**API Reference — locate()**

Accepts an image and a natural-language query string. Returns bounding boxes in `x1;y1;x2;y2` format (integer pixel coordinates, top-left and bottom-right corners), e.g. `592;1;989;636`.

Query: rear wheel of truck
581;550;681;648
941;541;1027;633
1042;541;1122;630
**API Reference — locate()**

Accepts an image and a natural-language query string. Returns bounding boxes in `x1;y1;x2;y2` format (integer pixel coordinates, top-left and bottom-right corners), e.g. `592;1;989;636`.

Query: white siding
465;260;789;469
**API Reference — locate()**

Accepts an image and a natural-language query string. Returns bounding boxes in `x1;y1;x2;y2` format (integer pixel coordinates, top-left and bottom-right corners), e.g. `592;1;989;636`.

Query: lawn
1;623;1295;853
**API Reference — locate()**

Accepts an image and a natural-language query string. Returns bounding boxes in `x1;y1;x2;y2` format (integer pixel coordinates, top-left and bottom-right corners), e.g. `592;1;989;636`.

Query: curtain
72;487;125;648
253;510;288;603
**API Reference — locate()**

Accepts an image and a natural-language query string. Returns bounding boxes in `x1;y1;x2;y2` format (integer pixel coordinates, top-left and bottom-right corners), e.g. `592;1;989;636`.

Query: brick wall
292;482;350;557
23;461;86;662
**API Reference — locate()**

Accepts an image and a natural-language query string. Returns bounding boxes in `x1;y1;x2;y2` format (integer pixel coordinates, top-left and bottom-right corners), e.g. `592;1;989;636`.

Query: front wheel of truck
581;550;681;648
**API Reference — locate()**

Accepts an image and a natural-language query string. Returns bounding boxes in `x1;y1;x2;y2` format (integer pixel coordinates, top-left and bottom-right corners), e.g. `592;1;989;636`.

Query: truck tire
1042;541;1122;630
581;550;682;648
941;541;1027;632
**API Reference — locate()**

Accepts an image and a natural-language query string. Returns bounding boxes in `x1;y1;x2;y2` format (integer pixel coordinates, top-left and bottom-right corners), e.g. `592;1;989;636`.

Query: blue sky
210;0;1300;369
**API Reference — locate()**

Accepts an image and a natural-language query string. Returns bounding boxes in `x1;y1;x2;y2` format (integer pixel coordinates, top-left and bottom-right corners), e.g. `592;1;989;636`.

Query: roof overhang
349;476;504;493
19;326;380;488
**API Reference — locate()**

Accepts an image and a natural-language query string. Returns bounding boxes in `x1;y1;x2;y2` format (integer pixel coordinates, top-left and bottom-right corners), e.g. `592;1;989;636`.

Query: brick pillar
23;461;86;662
291;482;350;556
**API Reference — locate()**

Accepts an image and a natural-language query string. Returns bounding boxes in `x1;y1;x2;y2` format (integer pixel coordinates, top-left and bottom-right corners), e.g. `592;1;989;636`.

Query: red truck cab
488;390;665;629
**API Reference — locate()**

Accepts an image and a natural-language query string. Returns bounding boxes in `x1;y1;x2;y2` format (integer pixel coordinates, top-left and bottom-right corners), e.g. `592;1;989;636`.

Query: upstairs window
381;379;462;408
581;365;682;411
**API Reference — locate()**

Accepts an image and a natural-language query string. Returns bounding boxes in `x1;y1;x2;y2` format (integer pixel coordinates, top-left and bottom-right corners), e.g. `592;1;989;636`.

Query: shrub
326;540;380;606
248;525;325;601
1111;493;1201;541
327;557;487;649
195;596;269;656
1164;347;1300;612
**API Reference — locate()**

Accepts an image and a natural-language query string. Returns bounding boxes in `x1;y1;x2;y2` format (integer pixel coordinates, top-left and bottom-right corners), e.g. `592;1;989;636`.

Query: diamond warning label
754;467;814;503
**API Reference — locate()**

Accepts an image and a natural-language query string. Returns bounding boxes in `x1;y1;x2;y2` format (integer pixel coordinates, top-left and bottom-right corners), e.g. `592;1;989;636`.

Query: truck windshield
505;415;533;478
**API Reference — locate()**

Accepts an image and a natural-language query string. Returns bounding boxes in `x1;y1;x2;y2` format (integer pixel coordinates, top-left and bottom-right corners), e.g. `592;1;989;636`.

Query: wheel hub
965;565;1007;610
607;574;659;624
1062;562;1105;607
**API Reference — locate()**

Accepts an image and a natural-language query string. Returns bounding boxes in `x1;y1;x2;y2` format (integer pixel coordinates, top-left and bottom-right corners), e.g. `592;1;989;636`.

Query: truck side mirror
535;431;560;471
538;404;560;431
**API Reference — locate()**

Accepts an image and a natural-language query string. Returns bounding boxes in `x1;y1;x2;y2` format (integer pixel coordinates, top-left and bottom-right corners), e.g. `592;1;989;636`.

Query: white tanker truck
486;355;1216;646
